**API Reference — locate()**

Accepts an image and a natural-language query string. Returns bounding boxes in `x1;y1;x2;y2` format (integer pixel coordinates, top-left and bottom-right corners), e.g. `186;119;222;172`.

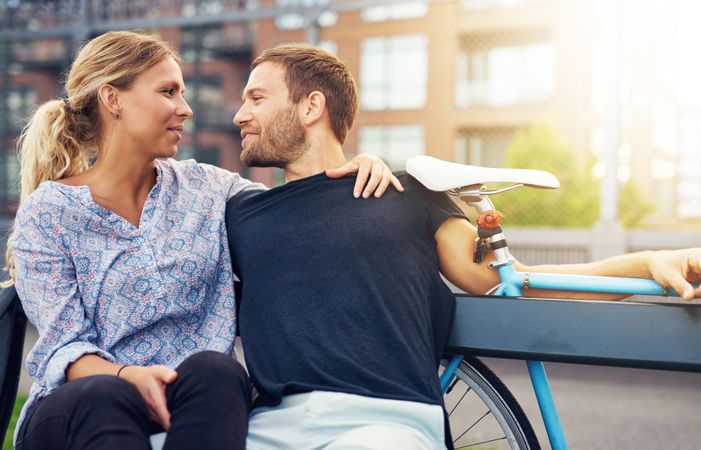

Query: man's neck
284;141;346;182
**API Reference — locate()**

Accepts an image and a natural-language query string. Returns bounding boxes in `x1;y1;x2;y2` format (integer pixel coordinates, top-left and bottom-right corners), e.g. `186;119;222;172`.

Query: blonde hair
2;30;179;287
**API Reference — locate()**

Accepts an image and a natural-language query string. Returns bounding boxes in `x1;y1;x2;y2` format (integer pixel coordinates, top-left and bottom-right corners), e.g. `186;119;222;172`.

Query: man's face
233;62;308;168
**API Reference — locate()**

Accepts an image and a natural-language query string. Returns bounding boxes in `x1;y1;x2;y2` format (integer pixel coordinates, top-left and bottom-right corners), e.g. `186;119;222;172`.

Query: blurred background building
0;0;699;264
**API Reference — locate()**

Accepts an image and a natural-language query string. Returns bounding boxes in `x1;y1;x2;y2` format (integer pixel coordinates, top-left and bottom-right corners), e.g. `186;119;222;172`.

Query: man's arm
435;217;701;301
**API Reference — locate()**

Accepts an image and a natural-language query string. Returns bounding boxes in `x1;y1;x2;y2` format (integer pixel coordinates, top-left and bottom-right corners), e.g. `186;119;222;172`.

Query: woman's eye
163;88;175;95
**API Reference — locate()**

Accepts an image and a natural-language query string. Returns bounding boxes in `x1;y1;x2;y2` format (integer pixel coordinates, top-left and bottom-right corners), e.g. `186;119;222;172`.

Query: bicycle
407;154;697;450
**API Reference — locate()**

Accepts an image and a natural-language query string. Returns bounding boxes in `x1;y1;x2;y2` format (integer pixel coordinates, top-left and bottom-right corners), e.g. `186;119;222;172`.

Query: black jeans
16;350;251;450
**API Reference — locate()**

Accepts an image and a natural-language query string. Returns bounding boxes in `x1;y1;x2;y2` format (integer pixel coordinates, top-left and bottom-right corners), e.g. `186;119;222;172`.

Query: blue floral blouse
11;158;264;443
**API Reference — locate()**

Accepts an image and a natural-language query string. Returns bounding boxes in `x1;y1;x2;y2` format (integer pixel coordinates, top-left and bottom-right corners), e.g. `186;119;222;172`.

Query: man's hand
647;248;701;301
325;154;404;198
120;365;178;430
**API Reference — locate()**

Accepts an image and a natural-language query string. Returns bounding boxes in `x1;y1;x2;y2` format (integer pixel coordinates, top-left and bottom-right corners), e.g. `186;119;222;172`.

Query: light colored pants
246;391;446;450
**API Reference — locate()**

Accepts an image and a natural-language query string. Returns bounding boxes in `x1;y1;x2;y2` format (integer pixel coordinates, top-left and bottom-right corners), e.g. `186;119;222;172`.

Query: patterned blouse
12;158;263;442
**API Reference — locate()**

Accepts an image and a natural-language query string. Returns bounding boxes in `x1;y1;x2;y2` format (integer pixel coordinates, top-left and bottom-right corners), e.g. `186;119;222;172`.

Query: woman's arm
67;355;177;429
13;202;117;388
13;197;177;429
200;154;402;202
326;154;404;198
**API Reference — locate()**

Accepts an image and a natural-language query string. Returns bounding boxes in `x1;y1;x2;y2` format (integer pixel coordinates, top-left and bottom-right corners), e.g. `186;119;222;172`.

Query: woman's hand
120;365;178;430
325;154;404;198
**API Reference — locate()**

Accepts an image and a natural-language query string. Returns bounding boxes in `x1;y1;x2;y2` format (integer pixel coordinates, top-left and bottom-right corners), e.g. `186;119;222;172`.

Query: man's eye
163;88;175;95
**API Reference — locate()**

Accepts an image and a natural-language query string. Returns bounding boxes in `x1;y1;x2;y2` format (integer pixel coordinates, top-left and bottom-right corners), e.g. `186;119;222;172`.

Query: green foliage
618;175;655;228
494;124;653;228
3;395;26;450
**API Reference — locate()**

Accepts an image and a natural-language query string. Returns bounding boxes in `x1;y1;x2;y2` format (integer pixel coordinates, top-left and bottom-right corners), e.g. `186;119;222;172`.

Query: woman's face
116;57;193;159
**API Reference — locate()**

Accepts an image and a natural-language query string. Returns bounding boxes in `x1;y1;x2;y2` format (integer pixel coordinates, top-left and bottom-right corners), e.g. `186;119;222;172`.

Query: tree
493;124;653;228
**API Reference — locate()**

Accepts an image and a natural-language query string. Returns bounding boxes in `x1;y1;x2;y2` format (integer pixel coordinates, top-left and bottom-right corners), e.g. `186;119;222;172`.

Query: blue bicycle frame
439;261;677;450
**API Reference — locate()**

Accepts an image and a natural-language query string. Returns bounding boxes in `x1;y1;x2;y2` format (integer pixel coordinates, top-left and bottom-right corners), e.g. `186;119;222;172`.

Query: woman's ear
300;90;326;126
97;84;122;119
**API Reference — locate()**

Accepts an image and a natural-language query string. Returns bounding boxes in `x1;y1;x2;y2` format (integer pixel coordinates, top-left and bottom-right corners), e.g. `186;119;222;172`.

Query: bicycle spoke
456;436;508;449
442;357;539;450
448;386;472;416
453;410;491;443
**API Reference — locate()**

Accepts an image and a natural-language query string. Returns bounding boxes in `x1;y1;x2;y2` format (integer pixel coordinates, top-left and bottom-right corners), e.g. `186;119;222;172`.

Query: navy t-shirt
225;172;466;409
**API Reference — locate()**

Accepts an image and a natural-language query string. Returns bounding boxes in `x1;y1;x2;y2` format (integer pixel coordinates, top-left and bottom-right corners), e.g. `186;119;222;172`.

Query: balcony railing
0;0;407;38
0;0;251;39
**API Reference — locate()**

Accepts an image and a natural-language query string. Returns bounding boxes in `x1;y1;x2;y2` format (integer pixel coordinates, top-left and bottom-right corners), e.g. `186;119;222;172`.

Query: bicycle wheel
440;356;539;450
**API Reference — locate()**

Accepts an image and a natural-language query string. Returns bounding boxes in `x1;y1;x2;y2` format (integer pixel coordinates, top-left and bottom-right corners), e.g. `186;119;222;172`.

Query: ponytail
1;99;92;287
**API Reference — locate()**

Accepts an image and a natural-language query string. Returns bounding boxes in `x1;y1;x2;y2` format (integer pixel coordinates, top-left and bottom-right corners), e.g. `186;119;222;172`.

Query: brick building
1;0;699;226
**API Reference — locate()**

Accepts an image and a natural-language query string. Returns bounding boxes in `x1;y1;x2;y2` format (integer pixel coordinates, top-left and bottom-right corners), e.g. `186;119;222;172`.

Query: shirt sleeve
12;199;115;396
403;174;468;235
199;163;268;201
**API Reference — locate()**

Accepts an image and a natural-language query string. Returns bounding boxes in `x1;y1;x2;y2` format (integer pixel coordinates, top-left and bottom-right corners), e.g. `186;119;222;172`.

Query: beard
240;105;309;168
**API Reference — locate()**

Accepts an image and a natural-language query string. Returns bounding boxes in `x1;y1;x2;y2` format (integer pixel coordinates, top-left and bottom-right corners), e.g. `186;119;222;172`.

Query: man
226;44;701;450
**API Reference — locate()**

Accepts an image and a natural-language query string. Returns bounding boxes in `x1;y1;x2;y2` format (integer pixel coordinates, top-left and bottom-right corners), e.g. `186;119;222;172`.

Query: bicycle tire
440;356;540;450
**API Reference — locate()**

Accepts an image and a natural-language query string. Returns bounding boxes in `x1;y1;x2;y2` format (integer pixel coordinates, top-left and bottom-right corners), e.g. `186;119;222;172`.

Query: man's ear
97;84;122;119
300;90;326;126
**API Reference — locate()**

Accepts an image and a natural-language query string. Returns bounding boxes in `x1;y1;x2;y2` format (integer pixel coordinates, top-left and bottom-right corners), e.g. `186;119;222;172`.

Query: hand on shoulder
325;154;404;199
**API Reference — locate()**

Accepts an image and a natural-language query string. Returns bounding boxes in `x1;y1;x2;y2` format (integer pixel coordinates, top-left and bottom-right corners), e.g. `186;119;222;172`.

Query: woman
5;31;400;450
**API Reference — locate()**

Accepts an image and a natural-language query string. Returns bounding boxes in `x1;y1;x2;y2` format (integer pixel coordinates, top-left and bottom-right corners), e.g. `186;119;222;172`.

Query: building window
455;128;514;167
358;125;425;170
460;0;546;11
362;1;428;22
180;27;221;63
177;145;220;166
0;149;20;205
275;0;337;30
318;40;338;55
455;41;554;108
184;77;231;128
7;88;37;132
360;34;427;111
10;38;67;68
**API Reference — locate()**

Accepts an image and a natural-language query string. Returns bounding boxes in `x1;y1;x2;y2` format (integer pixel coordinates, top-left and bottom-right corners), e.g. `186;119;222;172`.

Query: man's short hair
252;44;358;144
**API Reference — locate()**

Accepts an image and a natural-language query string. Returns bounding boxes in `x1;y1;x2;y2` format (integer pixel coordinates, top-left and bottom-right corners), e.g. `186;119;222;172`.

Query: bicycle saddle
406;155;560;192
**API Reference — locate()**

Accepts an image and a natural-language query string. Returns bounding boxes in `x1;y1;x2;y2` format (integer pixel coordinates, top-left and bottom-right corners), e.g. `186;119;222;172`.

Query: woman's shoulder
13;182;84;240
157;157;198;172
156;157;216;184
17;181;79;216
157;157;264;198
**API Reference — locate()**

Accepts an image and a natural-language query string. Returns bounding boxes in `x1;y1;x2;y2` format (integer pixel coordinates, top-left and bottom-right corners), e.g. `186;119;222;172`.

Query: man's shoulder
224;181;267;220
393;171;437;198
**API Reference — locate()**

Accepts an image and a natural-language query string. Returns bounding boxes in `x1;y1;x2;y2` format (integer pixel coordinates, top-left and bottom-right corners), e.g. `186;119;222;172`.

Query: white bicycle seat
406;155;560;192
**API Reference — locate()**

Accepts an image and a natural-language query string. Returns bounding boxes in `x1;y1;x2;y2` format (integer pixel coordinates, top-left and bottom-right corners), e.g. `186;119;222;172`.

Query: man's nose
233;106;248;126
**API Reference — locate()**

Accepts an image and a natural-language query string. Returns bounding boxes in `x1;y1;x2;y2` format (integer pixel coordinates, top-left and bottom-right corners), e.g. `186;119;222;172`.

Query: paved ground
18;327;701;449
482;357;701;449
